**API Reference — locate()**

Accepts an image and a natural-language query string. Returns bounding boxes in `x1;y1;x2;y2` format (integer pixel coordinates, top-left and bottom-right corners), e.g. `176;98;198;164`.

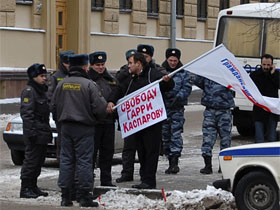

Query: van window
216;17;280;59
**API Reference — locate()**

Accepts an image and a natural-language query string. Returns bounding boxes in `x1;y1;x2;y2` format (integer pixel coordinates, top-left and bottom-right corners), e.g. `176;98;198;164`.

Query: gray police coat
51;67;107;125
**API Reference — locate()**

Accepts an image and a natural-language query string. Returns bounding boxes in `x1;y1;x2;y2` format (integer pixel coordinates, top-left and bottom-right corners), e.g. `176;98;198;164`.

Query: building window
120;0;132;12
240;0;249;4
219;0;229;10
91;0;104;11
16;0;33;5
197;0;207;21
260;0;268;2
176;0;184;18
147;0;159;17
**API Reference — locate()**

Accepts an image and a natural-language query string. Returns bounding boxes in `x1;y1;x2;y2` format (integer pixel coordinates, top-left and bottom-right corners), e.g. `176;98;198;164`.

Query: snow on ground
0;166;235;209
0;112;236;209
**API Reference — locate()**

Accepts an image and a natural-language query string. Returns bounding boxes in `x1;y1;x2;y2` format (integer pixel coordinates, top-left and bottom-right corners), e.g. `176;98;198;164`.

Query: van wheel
11;149;24;165
235;171;279;210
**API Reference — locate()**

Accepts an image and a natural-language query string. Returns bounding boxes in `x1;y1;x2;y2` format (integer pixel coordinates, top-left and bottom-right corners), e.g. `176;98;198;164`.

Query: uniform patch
63;83;81;91
23;97;29;103
57;78;64;82
108;81;117;85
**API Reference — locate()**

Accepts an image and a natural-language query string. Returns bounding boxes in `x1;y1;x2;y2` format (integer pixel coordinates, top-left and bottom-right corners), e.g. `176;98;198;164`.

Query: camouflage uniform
162;61;192;158
193;75;234;157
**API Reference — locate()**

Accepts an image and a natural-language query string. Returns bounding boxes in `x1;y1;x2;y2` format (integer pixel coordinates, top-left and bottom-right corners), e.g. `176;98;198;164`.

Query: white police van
214;142;280;210
214;3;280;136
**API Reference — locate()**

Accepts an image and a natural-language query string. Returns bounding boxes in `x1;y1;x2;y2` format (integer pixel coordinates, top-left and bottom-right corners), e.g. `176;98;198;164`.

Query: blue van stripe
220;147;280;156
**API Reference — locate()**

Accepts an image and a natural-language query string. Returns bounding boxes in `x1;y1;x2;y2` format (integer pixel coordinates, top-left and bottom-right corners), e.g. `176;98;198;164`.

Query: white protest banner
117;83;167;138
170;44;280;115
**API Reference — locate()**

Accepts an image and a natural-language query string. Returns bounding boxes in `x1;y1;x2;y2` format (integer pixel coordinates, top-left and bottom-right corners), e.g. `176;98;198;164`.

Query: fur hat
137;44;154;57
60;50;75;64
89;51;107;64
125;49;137;61
69;54;89;67
165;48;181;60
27;63;47;79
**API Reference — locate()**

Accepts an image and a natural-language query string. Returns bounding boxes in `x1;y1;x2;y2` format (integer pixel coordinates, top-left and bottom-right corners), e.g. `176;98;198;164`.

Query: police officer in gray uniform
88;51;118;187
20;63;52;198
192;76;234;174
52;54;107;207
161;48;192;174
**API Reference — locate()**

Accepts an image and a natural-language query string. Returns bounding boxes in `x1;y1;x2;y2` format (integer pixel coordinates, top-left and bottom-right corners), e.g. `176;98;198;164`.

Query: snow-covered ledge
0;27;45;33
90;32;214;43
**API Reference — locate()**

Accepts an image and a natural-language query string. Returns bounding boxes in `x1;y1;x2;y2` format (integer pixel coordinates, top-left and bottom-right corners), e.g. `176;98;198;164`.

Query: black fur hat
165;48;181;60
27;63;47;79
125;49;137;61
69;54;89;67
89;51;107;64
60;50;75;64
137;44;154;57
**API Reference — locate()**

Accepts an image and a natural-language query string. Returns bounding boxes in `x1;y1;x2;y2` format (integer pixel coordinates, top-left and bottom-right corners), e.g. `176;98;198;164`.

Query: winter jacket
162;60;192;108
51;67;107;125
109;63;175;103
193;75;234;109
88;68;118;124
250;68;279;121
20;80;52;145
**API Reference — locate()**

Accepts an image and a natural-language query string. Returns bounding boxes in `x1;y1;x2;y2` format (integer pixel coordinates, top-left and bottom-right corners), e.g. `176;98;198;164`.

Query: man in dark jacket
161;48;192;174
115;49;139;183
250;54;279;143
108;53;174;189
20;63;52;199
52;54;107;207
88;51;118;187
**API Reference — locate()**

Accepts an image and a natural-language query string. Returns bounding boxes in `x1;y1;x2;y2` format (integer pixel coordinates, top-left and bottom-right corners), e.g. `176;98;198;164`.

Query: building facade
0;0;278;98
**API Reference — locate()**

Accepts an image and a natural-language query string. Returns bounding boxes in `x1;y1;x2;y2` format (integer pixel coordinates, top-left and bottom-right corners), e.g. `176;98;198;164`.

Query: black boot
200;156;213;174
31;179;48;197
61;188;73;207
20;179;39;199
165;156;180;174
79;191;99;207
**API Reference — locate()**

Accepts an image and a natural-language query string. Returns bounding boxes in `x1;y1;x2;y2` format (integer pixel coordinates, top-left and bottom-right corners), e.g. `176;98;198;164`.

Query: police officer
20;63;52;198
108;53;174;189
192;76;234;174
137;44;165;74
47;50;74;161
52;54;107;207
161;48;192;174
116;49;139;183
47;50;74;102
88;51;118;187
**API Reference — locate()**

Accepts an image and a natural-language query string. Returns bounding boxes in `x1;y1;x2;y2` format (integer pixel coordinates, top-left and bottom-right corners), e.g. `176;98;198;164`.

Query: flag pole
112;44;224;110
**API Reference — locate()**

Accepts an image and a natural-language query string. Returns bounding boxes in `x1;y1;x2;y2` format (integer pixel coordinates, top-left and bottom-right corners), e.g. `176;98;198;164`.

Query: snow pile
98;186;236;209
